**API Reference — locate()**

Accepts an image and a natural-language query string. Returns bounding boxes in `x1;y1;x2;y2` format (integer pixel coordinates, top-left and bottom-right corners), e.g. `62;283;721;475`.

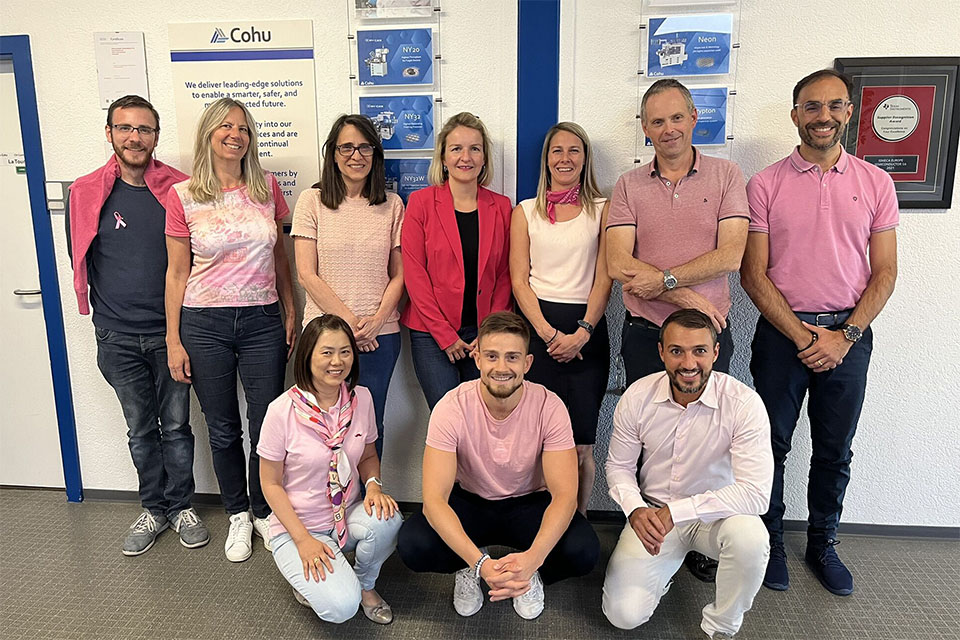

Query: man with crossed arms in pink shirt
603;309;772;639
397;311;599;621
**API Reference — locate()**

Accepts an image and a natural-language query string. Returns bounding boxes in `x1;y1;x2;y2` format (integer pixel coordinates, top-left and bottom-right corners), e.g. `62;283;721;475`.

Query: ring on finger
817;359;824;367
313;556;322;565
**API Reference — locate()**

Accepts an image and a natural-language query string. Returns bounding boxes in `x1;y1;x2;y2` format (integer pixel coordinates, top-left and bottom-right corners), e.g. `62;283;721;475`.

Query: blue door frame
1;34;83;502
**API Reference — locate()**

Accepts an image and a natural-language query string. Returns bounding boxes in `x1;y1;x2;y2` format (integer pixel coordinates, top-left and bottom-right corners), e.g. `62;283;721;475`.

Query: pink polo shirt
606;149;748;326
747;147;899;311
257;386;377;538
426;380;575;501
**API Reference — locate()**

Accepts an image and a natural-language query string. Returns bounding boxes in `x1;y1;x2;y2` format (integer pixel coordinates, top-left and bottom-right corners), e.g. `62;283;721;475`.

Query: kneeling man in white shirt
602;309;773;639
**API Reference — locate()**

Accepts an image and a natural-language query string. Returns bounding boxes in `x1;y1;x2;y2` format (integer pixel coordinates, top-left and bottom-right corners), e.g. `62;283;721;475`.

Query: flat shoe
362;600;394;624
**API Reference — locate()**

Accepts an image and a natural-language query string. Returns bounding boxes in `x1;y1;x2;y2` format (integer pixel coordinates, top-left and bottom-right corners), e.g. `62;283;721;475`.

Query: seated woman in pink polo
258;314;402;625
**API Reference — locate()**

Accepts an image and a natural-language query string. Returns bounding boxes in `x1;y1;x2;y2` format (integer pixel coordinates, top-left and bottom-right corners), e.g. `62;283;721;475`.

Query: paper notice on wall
94;32;149;108
168;20;320;211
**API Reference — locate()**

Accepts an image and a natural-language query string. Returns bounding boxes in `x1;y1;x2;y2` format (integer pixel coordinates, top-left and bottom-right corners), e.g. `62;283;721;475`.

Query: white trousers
602;514;769;638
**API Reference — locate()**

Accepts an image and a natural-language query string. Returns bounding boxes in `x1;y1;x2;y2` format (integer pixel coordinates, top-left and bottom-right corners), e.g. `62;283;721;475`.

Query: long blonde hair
428;112;493;187
187;98;269;204
533;122;602;219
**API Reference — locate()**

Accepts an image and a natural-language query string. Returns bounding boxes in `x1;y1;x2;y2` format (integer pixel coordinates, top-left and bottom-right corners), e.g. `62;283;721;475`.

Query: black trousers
397;485;600;585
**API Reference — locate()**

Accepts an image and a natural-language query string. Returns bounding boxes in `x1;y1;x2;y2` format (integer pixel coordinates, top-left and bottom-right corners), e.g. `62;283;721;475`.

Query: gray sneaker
122;510;168;556
171;508;210;549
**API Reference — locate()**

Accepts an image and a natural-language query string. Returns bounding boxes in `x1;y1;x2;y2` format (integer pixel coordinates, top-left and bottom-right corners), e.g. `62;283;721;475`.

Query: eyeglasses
794;100;851;116
336;143;375;157
111;124;159;136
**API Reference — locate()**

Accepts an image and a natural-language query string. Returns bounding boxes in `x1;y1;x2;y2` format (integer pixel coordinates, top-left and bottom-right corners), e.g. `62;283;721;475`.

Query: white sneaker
453;567;483;617
292;587;311;608
224;512;253;562
512;571;544;620
252;515;272;551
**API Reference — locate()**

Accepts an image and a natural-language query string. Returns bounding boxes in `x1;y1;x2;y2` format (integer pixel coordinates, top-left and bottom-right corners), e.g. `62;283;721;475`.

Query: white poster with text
168;20;319;210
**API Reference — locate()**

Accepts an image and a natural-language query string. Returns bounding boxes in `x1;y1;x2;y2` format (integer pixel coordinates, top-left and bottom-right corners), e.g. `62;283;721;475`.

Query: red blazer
400;183;513;349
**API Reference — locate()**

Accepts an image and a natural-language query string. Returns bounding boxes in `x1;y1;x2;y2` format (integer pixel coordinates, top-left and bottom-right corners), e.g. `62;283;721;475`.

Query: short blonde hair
428;112;493;187
188;98;269;204
533;122;603;220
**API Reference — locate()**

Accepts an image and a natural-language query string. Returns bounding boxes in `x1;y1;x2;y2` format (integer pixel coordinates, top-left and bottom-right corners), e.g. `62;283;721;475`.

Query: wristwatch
365;476;383;488
663;269;678;290
839;323;862;343
577;319;595;335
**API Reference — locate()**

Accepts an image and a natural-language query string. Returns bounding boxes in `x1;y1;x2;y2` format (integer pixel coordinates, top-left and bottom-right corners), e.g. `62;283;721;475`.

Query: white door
0;57;64;487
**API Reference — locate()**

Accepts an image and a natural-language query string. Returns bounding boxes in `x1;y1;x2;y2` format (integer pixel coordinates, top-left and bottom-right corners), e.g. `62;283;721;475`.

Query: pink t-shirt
165;172;289;307
257;385;377;538
426;380;575;500
290;189;404;332
606;150;748;326
747;147;899;311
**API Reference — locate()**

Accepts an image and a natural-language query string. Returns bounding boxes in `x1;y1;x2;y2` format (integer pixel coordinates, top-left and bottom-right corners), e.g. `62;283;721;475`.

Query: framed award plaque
835;57;960;209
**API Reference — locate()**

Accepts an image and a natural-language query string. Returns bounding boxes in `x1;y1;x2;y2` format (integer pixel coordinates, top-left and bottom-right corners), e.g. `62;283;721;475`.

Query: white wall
562;0;960;527
0;0;517;503
2;0;958;528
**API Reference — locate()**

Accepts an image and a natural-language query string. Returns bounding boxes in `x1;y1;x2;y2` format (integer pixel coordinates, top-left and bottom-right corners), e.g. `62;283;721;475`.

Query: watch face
843;324;862;342
664;274;678;289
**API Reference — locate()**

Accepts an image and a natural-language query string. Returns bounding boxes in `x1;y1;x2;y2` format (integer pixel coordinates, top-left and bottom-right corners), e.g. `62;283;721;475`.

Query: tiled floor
2;488;958;639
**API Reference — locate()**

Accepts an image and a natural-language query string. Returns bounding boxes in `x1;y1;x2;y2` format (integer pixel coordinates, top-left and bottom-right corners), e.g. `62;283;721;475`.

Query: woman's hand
547;329;589;363
166;341;192;383
296;535;337;582
443;338;474;363
284;312;297;360
355;314;386;352
363;484;399;520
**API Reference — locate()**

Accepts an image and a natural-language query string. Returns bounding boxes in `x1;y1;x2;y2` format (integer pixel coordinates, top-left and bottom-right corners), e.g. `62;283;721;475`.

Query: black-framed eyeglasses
111;124;159;136
793;100;851;116
336;143;375;157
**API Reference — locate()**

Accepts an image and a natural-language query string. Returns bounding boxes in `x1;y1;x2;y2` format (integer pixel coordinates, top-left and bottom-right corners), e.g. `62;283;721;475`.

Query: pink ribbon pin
114;212;126;229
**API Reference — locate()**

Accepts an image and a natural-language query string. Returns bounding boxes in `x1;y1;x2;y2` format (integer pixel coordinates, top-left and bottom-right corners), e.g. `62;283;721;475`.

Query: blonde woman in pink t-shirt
259;314;401;624
292;115;404;459
164;98;296;563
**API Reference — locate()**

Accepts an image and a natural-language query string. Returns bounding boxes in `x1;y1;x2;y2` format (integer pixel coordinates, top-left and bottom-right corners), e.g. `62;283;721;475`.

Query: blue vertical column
517;0;560;202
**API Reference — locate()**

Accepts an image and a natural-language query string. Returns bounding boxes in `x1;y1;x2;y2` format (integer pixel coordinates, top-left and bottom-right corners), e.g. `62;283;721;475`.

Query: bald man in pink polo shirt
741;69;898;598
606;78;750;584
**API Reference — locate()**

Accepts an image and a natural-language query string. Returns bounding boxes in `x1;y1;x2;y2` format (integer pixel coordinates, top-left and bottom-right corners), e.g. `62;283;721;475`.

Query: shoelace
817;539;844;567
227;516;251;542
769;543;787;561
178;509;200;528
454;570;479;598
517;573;543;603
131;512;158;534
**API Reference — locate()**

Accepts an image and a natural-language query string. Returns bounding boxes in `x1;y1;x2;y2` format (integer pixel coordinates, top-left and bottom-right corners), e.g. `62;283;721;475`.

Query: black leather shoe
685;550;718;583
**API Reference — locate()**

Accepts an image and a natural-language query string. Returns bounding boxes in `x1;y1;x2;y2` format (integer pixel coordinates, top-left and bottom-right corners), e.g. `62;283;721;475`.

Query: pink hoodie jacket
68;155;188;314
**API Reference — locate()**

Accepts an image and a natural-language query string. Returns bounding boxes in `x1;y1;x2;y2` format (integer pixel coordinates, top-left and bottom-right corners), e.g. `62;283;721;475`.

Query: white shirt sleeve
667;393;773;525
605;391;650;517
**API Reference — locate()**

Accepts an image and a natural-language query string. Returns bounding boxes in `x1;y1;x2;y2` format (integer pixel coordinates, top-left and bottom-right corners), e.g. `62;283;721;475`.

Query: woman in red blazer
400;112;513;408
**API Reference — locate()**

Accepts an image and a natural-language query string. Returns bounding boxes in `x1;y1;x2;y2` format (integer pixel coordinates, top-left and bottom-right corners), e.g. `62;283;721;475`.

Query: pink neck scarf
288;383;356;547
545;183;582;224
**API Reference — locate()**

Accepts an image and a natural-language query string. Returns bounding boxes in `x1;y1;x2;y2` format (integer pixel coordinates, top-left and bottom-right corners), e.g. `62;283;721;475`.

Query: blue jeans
95;328;194;517
271;502;402;623
357;332;401;459
408;326;479;410
750;315;874;546
180;303;287;518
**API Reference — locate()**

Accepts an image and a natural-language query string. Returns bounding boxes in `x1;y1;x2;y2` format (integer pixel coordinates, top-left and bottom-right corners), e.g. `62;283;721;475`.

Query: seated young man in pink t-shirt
397;311;600;620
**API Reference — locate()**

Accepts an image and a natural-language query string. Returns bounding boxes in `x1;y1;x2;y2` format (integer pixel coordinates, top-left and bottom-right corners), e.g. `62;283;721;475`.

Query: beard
667;367;711;396
483;376;523;399
798;118;847;151
112;139;152;170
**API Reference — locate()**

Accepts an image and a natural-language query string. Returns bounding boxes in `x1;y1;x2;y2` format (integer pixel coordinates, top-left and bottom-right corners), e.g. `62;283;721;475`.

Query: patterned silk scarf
545;183;582;224
288;383;356;547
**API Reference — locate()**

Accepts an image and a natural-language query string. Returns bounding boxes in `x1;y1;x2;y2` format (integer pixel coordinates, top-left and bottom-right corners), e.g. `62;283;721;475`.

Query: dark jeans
397;485;600;585
96;328;194;517
409;326;479;410
180;303;286;518
621;312;734;386
750;315;873;546
357;332;401;459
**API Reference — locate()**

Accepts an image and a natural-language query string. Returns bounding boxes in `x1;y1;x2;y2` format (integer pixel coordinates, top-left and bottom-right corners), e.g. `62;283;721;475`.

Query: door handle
13;289;42;295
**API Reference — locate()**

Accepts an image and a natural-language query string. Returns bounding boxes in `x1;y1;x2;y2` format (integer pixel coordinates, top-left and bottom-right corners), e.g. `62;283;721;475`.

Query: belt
794;310;853;328
624;312;659;330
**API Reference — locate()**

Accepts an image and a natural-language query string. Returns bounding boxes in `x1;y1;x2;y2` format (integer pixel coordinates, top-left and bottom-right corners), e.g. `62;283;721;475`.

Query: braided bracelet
474;553;490;579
